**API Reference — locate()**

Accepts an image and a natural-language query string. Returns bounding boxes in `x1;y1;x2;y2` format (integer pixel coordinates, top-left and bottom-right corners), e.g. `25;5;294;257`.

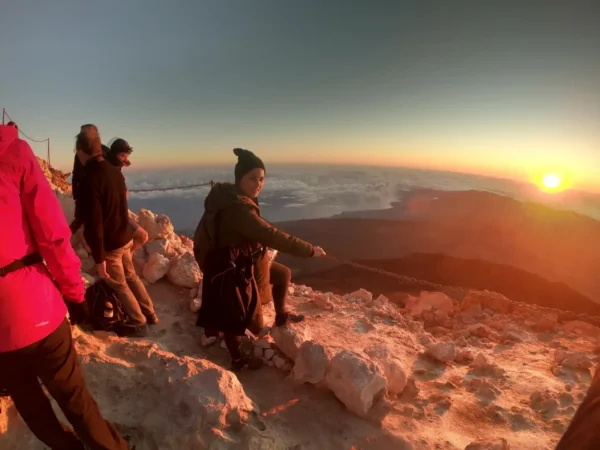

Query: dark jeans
270;261;291;316
0;319;128;450
556;363;600;449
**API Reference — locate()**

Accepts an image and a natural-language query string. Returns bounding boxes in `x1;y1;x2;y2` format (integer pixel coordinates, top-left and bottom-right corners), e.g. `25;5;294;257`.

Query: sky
1;1;599;190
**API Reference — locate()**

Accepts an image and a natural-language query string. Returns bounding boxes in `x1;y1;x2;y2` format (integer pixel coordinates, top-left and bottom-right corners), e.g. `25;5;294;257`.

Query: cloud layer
126;165;600;231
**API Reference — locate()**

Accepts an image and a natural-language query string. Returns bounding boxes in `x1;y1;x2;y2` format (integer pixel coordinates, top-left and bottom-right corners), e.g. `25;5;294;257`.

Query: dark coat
193;183;313;333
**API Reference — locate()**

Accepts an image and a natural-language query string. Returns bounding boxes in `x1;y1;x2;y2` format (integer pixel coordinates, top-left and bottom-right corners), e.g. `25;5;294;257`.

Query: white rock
201;335;217;347
344;289;373;304
364;344;407;395
180;235;194;251
405;291;453;318
264;349;275;360
189;286;199;299
253;347;264;358
472;353;505;377
132;247;148;275
273;355;286;369
372;295;389;308
292;341;330;384
464;438;510;450
190;297;202;313
325;350;387;417
557;351;594;370
145;238;171;257
364;343;391;361
220;340;227;349
454;348;476;363
142;253;170;283
380;358;407;396
75;248;88;260
138;208;175;240
501;325;534;344
562;320;600;339
166;252;202;288
271;323;312;361
166;233;187;256
80;256;96;274
314;293;333;310
426;342;456;363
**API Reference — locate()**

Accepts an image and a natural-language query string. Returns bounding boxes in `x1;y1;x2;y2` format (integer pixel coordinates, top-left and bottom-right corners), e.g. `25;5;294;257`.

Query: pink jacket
0;125;84;352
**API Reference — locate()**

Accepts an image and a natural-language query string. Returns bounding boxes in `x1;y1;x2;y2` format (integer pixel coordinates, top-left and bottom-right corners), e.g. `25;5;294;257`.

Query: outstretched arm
234;206;314;258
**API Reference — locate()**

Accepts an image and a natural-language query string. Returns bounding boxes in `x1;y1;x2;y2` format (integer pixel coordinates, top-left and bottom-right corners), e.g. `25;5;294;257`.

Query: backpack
85;280;128;333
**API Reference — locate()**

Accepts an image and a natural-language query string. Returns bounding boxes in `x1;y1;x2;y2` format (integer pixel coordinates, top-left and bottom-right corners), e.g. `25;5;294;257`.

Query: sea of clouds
125;165;600;232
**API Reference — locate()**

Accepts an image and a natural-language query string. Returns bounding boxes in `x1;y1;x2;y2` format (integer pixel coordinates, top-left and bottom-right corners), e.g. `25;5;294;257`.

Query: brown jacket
193;182;313;304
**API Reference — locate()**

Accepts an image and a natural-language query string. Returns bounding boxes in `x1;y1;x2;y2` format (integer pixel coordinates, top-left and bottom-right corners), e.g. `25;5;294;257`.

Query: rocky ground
0;160;598;449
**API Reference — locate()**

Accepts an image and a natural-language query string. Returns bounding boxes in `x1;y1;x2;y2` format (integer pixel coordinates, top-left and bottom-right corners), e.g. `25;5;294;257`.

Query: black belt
0;253;44;278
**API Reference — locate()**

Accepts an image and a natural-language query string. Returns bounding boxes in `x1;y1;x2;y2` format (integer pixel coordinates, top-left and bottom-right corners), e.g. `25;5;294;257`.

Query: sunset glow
540;173;564;192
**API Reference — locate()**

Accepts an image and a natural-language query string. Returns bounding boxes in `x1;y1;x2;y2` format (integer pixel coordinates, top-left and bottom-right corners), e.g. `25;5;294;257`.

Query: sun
541;173;562;191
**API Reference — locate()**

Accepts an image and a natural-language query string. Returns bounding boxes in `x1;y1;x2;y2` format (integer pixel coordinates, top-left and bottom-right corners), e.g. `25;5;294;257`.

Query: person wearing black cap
75;132;158;336
106;138;133;169
105;138;149;252
193;148;326;371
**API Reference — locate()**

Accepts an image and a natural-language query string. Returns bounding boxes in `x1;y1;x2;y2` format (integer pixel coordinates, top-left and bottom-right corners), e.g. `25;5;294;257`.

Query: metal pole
47;139;51;166
2;108;4;125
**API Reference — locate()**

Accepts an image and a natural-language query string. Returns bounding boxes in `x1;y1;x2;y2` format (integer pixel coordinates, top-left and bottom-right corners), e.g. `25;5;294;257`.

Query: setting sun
539;173;565;192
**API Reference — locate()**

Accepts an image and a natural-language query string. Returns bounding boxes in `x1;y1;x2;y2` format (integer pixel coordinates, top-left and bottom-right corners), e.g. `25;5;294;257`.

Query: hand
133;226;149;246
96;262;110;279
66;301;91;325
312;246;326;258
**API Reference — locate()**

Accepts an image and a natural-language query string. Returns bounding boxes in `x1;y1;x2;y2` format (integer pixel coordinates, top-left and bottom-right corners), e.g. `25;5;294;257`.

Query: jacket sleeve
234;206;314;258
81;174;106;264
71;155;82;201
20;143;85;303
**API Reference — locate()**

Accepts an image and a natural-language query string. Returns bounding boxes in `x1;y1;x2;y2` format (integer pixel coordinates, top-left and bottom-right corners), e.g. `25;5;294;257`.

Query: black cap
110;138;133;155
233;148;265;182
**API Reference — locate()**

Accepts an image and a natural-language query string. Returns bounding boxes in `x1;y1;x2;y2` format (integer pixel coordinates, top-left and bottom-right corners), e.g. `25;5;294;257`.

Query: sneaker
119;324;149;338
145;314;159;325
231;356;263;372
275;312;305;327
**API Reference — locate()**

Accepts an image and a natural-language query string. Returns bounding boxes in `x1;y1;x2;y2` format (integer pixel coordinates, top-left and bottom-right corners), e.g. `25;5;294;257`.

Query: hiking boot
275;312;305;327
231;356;264;372
119;324;149;338
145;314;159;325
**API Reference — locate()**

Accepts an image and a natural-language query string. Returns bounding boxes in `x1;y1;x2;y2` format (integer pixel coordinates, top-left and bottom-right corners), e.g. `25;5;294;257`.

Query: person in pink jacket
0;125;128;450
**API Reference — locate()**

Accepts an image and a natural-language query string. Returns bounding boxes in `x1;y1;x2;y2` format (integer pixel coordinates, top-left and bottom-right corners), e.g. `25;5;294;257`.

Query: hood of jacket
0;125;19;156
204;182;258;215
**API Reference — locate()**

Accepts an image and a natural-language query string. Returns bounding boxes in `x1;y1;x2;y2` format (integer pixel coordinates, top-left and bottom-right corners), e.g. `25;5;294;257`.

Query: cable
129;181;214;193
3;110;49;143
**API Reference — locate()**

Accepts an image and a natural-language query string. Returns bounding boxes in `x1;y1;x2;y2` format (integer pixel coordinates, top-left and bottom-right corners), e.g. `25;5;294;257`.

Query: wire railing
2;108;52;165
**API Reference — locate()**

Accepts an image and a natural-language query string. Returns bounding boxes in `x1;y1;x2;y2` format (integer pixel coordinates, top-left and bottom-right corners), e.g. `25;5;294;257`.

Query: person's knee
272;263;291;284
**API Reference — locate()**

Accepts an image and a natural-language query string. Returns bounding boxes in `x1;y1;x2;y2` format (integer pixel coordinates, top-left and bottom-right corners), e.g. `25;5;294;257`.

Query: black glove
66;300;91;325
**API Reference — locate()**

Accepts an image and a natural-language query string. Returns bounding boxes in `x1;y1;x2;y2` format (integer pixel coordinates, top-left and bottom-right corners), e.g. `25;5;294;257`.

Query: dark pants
0;319;128;450
270;261;291;316
223;262;292;361
556;363;600;449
